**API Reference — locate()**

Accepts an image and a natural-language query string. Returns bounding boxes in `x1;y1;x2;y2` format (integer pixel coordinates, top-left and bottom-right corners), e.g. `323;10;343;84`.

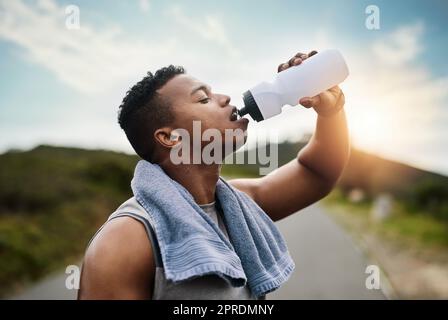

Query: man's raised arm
230;50;350;222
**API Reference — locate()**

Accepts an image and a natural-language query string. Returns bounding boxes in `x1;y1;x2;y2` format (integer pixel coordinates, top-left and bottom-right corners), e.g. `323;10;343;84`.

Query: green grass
323;189;448;250
382;210;448;248
0;146;139;297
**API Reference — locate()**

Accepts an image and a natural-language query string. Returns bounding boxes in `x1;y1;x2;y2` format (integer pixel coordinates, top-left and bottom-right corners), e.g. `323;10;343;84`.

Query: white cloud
168;5;240;58
0;0;174;94
0;1;241;94
342;22;448;173
139;0;150;13
0;0;252;155
372;21;424;66
0;1;447;174
280;24;448;174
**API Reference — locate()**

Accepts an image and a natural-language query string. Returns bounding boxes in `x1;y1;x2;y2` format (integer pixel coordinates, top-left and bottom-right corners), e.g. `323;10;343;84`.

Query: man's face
158;74;249;156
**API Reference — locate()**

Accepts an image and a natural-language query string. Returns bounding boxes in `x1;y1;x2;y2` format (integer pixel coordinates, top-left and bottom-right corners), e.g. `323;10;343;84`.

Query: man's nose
217;94;231;107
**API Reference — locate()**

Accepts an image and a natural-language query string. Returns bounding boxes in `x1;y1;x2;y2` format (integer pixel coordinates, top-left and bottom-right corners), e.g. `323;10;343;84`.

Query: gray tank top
87;197;265;300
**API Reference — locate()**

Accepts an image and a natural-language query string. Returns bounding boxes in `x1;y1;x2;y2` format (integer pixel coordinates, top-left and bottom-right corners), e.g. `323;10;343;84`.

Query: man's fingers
278;50;318;72
277;63;289;72
328;85;341;95
290;57;302;66
279;57;303;73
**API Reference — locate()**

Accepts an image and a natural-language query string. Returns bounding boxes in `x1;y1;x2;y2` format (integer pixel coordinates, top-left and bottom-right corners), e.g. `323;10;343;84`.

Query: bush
0;146;138;297
406;178;448;221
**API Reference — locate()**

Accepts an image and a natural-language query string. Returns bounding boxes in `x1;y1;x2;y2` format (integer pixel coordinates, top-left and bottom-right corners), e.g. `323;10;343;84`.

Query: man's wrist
315;103;344;118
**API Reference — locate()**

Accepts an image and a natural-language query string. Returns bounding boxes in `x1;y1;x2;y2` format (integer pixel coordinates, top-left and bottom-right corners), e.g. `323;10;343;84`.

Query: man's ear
154;127;181;149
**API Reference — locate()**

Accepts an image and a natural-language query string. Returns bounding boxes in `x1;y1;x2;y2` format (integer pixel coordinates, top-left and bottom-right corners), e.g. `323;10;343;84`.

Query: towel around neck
131;160;295;297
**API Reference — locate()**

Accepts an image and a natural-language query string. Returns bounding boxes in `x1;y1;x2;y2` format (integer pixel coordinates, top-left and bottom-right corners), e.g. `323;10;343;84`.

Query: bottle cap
239;90;264;122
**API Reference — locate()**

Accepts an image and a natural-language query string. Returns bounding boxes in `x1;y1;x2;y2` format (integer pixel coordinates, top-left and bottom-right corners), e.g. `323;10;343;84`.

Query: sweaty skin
78;51;350;300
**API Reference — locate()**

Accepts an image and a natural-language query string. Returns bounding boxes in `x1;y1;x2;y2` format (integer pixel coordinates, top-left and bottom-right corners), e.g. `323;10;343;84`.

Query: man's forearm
297;108;350;184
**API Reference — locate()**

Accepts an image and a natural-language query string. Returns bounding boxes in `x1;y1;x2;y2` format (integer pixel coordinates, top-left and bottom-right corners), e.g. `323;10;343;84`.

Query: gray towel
131;160;295;297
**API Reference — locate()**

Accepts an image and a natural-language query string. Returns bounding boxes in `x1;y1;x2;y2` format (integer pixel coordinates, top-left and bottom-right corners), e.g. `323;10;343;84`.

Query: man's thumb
299;96;319;108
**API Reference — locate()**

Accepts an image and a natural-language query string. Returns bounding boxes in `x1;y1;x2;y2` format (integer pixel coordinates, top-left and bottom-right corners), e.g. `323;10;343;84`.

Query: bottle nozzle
237;106;249;118
241;90;264;122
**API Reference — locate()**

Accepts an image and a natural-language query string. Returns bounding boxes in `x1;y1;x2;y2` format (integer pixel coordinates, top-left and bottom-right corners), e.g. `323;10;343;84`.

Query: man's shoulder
83;216;155;281
86;215;152;263
79;216;155;299
80;216;155;299
88;196;150;263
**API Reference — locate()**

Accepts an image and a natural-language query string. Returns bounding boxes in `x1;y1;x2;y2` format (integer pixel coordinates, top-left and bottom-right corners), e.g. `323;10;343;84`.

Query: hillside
0;145;139;297
0;143;447;296
228;141;448;220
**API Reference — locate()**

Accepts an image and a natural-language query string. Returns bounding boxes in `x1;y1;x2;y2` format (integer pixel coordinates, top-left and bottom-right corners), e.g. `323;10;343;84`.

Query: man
78;50;349;299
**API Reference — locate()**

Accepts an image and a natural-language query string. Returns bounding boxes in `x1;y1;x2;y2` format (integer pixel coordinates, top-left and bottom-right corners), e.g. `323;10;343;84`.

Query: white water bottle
238;49;349;121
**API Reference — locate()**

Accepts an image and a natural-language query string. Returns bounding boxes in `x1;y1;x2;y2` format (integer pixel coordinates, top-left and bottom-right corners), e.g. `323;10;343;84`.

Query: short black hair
118;65;185;162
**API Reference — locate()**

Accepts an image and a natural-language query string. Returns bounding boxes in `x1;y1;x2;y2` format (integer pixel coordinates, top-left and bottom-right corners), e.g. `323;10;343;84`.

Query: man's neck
159;160;221;205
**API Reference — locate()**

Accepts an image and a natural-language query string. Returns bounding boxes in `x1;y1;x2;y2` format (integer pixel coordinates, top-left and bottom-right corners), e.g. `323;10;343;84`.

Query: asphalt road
10;204;386;300
269;204;385;299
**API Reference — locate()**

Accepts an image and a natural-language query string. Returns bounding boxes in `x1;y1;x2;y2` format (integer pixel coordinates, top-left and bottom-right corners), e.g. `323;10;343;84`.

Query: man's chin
234;117;249;129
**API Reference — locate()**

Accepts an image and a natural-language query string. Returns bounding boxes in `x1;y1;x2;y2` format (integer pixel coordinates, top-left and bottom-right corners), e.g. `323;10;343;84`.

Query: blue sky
0;0;447;174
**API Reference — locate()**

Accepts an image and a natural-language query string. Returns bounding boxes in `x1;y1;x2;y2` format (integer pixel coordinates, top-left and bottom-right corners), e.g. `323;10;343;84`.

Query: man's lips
229;106;239;121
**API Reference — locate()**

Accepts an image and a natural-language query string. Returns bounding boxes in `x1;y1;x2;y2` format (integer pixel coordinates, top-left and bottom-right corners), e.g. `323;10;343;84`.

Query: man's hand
277;50;345;117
